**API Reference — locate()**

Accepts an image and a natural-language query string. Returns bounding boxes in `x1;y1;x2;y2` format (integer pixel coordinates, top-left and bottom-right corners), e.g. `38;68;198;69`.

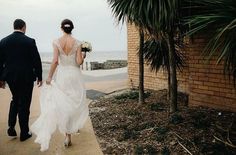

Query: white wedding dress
31;39;89;151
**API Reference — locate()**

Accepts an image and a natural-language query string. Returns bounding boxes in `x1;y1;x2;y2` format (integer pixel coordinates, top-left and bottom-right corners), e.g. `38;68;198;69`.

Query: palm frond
184;0;236;83
143;38;185;73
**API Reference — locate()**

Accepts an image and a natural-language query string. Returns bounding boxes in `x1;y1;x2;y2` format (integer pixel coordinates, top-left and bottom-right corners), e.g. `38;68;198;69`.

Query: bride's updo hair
61;19;74;34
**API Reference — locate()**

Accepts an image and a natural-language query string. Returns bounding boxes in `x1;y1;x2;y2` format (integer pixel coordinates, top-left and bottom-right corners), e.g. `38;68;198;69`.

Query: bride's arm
46;43;59;84
76;45;85;65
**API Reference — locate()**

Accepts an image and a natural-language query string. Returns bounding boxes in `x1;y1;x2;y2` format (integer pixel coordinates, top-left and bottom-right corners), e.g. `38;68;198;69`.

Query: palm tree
138;30;145;104
107;0;150;104
107;0;189;112
143;38;185;101
184;0;236;84
143;38;186;73
143;0;191;113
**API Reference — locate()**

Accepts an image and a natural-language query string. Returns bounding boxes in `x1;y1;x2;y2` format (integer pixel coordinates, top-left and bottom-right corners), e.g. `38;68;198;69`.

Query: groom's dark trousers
7;79;34;134
0;31;42;136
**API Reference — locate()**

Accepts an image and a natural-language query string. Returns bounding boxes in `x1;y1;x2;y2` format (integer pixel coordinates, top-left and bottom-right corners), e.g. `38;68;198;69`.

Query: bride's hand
46;77;52;85
82;52;86;59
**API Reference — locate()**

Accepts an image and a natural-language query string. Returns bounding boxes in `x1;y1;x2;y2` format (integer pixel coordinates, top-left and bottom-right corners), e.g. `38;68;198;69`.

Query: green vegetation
161;146;170;155
192;112;211;129
150;102;165;111
169;114;183;125
154;126;169;142
185;0;236;83
114;90;150;100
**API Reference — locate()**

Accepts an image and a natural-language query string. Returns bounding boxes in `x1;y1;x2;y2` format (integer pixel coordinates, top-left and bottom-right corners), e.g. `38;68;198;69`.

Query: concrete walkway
0;74;128;155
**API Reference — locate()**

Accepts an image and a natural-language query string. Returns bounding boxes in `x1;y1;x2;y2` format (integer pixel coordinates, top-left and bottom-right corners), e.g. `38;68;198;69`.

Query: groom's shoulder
0;33;36;44
24;35;34;41
24;35;36;43
0;33;13;43
0;35;15;47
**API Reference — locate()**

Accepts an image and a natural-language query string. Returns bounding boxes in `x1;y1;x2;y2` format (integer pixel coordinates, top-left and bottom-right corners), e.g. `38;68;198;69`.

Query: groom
0;19;42;141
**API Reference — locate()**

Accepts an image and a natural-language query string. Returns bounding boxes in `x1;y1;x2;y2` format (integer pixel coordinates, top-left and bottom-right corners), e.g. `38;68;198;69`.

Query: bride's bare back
58;35;76;55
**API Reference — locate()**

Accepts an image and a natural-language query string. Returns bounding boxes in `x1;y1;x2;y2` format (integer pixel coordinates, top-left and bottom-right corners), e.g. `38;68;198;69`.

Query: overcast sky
0;0;127;53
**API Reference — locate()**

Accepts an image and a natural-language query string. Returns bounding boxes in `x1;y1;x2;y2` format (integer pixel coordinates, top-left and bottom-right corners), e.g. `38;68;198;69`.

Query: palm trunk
167;33;177;113
139;29;144;104
167;69;170;101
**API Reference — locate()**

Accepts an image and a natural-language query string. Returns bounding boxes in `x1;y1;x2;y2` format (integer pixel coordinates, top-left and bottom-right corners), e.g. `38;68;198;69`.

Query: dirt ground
90;89;236;155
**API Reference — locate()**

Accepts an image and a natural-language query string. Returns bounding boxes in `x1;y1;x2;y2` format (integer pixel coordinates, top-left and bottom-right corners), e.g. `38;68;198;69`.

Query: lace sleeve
76;40;82;49
52;40;59;62
53;39;63;55
52;40;58;50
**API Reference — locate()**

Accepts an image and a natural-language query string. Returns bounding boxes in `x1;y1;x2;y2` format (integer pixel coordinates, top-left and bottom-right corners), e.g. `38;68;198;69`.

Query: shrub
150;102;165;111
191;112;210;129
114;90;150;100
146;145;158;154
161;146;170;155
134;145;144;155
169;114;183;125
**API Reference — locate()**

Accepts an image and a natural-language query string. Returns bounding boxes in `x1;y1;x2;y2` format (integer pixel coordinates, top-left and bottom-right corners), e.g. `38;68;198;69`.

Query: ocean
40;50;127;63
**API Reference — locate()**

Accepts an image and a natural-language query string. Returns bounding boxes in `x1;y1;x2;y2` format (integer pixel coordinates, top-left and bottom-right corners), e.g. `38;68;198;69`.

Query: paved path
0;71;128;155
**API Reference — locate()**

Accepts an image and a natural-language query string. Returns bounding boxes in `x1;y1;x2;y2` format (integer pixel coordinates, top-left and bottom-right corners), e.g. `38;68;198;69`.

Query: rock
90;60;127;70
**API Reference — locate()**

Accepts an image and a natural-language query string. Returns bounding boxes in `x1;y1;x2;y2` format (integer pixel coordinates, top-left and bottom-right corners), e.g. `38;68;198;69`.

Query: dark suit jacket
0;31;42;83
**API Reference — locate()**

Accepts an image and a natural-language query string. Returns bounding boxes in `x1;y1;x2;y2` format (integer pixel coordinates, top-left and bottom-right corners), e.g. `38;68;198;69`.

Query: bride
31;19;89;151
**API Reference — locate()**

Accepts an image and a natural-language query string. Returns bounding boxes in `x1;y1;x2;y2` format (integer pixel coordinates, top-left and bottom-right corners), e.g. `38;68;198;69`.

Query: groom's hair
14;19;26;30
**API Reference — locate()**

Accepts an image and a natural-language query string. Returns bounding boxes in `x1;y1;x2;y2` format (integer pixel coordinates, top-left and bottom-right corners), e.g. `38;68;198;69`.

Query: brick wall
127;24;236;111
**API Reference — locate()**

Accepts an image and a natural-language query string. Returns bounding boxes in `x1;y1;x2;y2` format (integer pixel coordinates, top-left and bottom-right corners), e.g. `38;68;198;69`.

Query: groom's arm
0;40;6;88
30;39;42;82
0;40;5;81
